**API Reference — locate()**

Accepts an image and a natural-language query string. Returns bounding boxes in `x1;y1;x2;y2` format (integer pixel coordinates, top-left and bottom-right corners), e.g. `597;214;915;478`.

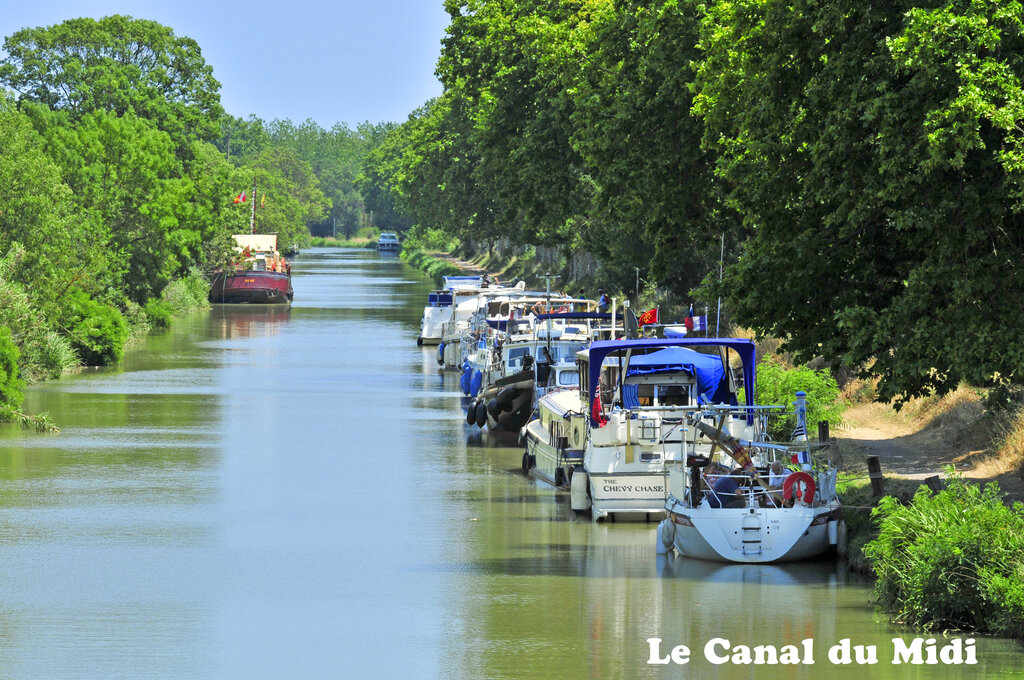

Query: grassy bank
865;474;1024;639
308;236;376;248
400;248;464;285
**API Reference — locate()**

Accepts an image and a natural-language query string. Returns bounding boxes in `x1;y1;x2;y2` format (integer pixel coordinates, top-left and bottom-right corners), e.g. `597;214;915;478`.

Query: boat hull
209;270;293;304
587;471;668;521
660;502;838;563
524;419;583;487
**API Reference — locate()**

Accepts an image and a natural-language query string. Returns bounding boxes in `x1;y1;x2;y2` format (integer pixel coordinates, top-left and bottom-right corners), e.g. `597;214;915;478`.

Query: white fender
656;519;676;555
570;470;591;512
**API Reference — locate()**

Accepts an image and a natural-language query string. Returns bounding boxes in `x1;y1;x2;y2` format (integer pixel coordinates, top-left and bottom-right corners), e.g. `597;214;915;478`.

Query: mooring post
866;455;884;497
924;475;944;495
818;420;830;442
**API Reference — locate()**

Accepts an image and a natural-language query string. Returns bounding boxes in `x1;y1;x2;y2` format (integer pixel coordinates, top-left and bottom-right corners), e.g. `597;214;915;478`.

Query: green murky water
0;248;1020;679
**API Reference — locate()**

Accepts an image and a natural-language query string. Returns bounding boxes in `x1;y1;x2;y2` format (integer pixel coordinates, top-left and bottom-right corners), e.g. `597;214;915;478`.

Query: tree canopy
365;0;1024;403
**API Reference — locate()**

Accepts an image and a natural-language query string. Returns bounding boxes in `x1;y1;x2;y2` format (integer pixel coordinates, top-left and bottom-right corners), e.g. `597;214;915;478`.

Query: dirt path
429;253;491;276
837;402;1024;500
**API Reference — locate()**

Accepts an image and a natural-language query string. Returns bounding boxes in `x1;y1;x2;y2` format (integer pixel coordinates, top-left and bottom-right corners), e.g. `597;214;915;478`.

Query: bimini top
586;338;756;426
626;347;728;404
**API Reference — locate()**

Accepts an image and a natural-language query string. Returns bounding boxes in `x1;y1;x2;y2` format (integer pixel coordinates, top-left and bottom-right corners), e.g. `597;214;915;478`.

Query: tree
572;0;740;298
0;15;224;152
242;147;330;248
694;0;1024;403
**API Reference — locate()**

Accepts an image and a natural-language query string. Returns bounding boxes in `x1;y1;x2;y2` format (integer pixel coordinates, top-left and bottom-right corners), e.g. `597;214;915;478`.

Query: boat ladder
741;509;762;556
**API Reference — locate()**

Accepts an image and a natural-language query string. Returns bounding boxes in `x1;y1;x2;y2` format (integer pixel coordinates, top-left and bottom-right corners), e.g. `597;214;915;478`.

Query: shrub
144;298;173;328
0;325;25;410
864;474;1024;638
159;271;209;315
60;289;129;365
748;355;844;440
33;331;79;379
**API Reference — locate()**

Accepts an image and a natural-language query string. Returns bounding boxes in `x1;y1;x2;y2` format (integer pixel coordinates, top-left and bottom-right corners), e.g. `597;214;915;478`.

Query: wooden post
925;475;944;495
866;455;885;497
818;420;830;442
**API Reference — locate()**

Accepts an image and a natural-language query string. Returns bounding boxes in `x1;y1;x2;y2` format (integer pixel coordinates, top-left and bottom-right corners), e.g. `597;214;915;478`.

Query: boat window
506;347;531;368
558;370;579;386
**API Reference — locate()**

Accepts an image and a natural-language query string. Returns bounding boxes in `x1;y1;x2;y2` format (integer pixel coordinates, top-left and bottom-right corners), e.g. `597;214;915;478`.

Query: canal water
0;248;1020;679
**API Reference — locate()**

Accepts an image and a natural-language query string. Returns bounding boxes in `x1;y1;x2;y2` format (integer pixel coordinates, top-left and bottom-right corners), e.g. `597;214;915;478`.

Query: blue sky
1;0;450;126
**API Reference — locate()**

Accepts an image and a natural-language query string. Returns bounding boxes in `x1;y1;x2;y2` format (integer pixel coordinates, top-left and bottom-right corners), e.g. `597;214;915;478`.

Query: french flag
791;450;810;465
684;315;707;332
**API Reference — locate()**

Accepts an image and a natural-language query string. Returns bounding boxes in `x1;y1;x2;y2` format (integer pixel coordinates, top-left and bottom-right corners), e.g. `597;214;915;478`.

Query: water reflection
208;304;292;340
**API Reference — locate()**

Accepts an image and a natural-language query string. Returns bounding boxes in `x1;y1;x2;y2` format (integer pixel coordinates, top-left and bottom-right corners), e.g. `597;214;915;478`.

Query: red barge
209;234;293;304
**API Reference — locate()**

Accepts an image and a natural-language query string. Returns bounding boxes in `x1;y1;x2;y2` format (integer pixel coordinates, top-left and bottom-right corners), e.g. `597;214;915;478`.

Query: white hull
587;471;668;521
524;419;582;487
659;499;839;563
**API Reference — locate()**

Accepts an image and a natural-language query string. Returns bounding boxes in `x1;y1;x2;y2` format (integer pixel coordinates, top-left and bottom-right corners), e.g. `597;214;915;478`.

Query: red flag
637;308;658;326
233;191;247;204
591;394;608;427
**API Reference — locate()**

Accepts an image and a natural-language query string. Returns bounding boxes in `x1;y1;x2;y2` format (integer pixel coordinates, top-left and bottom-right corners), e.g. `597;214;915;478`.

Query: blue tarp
625;347;727;404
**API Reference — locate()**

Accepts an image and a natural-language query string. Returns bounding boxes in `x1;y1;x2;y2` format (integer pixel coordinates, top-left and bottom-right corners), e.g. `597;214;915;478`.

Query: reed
863;473;1024;638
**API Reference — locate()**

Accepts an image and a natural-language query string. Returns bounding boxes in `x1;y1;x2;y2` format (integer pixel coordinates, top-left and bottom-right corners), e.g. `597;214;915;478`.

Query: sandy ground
837;402;1024;502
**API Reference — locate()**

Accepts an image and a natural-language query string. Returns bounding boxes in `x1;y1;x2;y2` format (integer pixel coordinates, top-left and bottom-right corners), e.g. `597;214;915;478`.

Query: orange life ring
783;471;816;504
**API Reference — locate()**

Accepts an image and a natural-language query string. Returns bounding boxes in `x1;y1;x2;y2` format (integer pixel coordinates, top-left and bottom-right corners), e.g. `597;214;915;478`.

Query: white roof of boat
232;234;278;252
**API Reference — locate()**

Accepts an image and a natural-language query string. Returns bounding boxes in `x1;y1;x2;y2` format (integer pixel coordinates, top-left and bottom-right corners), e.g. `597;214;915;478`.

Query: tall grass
864;473;1024;638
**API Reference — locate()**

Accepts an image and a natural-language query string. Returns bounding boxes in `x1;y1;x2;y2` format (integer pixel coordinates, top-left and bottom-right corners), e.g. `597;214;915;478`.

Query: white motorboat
418;275;485;346
570;338;746;521
376;232;400;252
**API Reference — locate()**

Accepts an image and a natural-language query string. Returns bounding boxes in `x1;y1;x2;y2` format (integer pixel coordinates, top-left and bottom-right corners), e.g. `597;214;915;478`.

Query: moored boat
377;232;400;252
419;275;486;346
650;339;843;562
569;338;740;521
209;234;293;304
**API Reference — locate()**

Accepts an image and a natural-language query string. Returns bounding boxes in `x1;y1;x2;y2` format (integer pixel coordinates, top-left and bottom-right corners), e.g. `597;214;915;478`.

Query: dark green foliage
864;476;1024;638
0;15;224;150
693;0;1024;405
60;289;129;365
0;325;25;410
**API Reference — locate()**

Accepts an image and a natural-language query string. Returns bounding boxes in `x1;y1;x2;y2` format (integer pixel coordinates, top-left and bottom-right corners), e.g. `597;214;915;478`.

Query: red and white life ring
783;471;816;504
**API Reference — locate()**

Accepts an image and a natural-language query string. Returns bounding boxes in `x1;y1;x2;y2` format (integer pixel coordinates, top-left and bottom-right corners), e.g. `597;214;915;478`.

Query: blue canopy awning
625;347;727;404
586;338;756;426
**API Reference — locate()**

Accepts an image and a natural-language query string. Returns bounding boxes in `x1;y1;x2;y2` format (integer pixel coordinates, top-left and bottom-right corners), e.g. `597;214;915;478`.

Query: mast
249;178;257;234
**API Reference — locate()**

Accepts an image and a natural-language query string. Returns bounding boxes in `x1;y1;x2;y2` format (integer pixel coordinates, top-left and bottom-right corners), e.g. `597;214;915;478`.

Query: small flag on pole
637;308;658;326
260;193;265;208
233;191;247;204
791;450;811;465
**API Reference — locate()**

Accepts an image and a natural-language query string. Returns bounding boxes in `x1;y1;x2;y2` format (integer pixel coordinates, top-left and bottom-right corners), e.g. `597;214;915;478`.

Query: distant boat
377;232;400;252
209;234;293;304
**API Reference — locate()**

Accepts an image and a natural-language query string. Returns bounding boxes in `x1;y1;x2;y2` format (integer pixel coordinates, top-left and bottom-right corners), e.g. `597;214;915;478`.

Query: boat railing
698;473;784;509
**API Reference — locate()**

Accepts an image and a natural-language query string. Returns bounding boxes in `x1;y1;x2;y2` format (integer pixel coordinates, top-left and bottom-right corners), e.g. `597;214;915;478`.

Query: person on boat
767;460;791;506
709;471;746;508
598;289;610;313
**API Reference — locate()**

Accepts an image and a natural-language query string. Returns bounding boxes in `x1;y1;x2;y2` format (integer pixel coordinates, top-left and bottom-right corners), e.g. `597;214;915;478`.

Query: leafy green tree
0;15;224;151
242;146;330;248
572;0;739;298
693;0;1024;404
29;106;199;301
0;96;106;296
